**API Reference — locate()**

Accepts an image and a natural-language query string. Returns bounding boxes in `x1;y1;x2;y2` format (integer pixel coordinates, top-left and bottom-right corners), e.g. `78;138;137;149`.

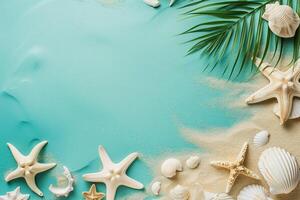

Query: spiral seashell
203;192;234;200
237;184;273;200
258;147;300;194
161;158;183;178
186;156;201;169
169;185;189;200
262;1;300;38
253;130;270;147
144;0;160;8
151;181;161;196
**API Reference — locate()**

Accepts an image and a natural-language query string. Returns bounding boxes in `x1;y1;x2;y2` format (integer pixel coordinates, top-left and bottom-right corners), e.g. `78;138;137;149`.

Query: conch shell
262;1;300;38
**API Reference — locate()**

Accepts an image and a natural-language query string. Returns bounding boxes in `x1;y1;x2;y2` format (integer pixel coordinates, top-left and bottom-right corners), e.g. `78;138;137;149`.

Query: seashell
273;98;300;119
203;192;234;200
169;0;176;7
186;156;201;169
144;0;160;8
253;130;270;147
169;185;189;200
151;181;161;196
0;187;30;200
237;184;273;200
262;2;300;38
49;166;74;197
161;158;183;178
258;147;300;194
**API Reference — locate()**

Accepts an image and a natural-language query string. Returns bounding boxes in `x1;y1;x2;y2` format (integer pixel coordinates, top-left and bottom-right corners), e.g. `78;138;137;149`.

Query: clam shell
151;181;161;196
144;0;160;8
186;156;201;169
258;147;300;194
203;192;234;200
262;2;300;38
169;185;189;200
161;158;183;178
253;130;269;147
237;184;273;200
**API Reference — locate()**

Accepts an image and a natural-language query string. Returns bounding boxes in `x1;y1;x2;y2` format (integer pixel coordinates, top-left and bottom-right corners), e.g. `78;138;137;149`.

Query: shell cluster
258;147;300;195
263;2;300;38
144;0;176;8
203;192;234;200
161;158;183;178
253;130;270;147
237;185;273;200
169;185;189;200
0;187;29;200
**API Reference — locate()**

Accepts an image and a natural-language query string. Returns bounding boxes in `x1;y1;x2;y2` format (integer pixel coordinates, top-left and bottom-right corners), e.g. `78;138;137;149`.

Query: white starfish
5;141;57;196
82;146;144;200
246;58;300;125
0;187;29;200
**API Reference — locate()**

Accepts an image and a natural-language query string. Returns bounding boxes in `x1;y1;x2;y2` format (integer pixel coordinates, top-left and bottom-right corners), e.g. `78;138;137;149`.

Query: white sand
144;72;300;199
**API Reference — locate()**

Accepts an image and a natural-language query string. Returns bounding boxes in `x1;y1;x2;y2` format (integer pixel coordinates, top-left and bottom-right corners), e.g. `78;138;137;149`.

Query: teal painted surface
0;0;245;199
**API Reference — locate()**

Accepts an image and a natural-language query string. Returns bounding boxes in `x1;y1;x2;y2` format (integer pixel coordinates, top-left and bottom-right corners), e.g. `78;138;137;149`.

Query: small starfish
0;187;30;200
82;146;144;200
82;184;105;200
246;58;300;125
211;142;260;193
5;141;56;196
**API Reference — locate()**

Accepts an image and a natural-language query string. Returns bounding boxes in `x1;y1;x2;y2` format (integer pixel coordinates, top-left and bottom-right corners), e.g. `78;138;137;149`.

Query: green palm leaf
181;0;300;79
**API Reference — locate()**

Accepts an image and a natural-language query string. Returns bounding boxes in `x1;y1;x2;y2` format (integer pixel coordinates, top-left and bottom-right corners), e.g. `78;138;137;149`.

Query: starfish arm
120;175;144;190
118;152;139;172
82;171;107;183
210;161;231;169
7;143;24;164
32;162;56;173
236;142;248;165
246;83;278;104
5;168;24;182
225;170;239;193
240;167;260;180
105;183;117;200
24;174;43;196
28;141;48;160
98;146;113;169
277;89;294;125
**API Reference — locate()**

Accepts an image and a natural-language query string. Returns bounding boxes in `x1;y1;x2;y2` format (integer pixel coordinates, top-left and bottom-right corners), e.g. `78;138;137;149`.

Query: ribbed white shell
253;130;270;147
258;147;300;195
151;181;161;195
161;158;183;178
169;185;189;200
203;192;234;200
186;156;201;169
262;2;300;38
237;185;273;200
144;0;160;8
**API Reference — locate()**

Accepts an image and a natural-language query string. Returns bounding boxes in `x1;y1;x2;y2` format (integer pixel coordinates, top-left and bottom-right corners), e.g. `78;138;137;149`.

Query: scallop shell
253;130;270;147
237;185;273;200
262;2;300;38
151;181;161;196
169;185;189;200
186;156;201;169
161;158;183;178
258;147;300;194
203;192;234;200
144;0;160;8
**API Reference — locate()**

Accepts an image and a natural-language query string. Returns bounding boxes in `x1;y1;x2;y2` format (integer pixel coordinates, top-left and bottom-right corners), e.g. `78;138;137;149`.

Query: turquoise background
0;0;244;199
